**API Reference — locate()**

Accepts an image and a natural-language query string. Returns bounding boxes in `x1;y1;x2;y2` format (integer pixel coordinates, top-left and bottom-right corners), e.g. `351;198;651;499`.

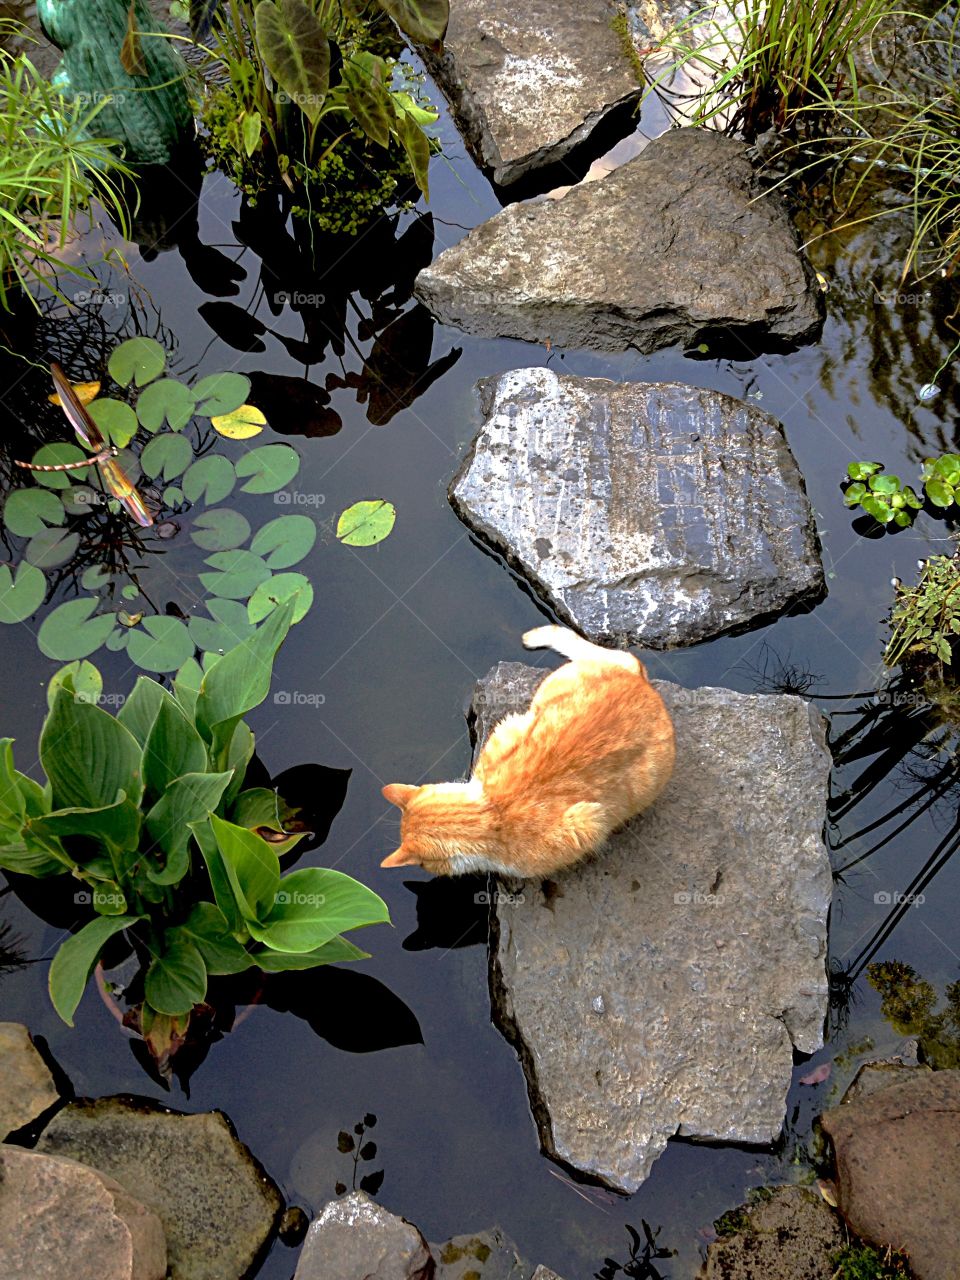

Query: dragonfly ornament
15;363;153;528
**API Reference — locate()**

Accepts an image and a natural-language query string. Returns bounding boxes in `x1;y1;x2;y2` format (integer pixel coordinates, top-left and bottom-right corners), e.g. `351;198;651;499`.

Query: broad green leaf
136;379;197;432
182;455;236;505
37;599;117;660
230;785;305;856
47;661;103;710
173;658;204;721
0;836;67;877
396;108;431;198
242;111;262;158
41;689;143;811
249;866;389;952
117;676;177;745
24;527;80;569
247;574;312;623
190;508;251;552
81;565;113;592
250;513;316;567
376;0;449;44
88;398;139;447
3;488;64;536
861;495;894;524
343;58;393;148
142;699;208;798
31;797;141;856
172;902;253;975
843;482;866;506
208;814;280;924
30;443;92;489
190;818;242;932
223;720;255;810
336;499;396;547
140;433;192;482
193;372;251;417
49;914;139;1025
212;404;266;439
0;738;25;829
847;461;881;480
127;616;195;673
199;549;271;599
251;935;369;970
144;771;233;879
235;444;300;493
108;336;166;388
188;599;256;655
144;940;207;1015
925;477;954;508
0;563;46;623
868;473;900;495
255;0;330;123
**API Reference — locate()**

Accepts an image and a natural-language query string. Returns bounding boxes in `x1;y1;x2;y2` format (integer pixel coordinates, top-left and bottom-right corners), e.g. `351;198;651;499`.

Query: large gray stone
450;368;824;648
0;1146;167;1280
36;1096;282;1280
821;1068;960;1279
421;0;643;188
472;663;832;1192
294;1192;433;1280
698;1186;844;1279
0;1021;60;1138
416;130;822;354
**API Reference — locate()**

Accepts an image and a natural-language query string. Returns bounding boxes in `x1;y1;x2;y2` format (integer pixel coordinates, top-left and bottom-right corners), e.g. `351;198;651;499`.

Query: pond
1;33;960;1280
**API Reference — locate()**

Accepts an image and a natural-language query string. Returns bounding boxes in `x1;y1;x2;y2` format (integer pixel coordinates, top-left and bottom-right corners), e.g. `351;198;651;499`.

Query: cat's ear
381;843;421;868
382;783;419;808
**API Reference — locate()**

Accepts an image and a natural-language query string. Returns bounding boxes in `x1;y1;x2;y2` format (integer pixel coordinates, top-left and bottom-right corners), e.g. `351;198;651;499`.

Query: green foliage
867;960;960;1070
832;1241;913;1278
336;499;396;546
885;553;960;671
0;610;389;1055
0;24;132;311
842;455;960;528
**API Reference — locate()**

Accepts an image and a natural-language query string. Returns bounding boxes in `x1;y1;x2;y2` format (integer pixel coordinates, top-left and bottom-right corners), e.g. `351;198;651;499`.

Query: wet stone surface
0;1021;60;1139
698;1186;844;1279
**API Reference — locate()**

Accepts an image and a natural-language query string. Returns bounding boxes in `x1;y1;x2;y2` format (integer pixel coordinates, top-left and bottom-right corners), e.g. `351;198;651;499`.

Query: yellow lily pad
48;380;100;407
211;404;267;439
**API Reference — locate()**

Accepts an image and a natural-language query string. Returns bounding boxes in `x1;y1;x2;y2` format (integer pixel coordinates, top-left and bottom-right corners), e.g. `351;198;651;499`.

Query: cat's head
380;780;494;874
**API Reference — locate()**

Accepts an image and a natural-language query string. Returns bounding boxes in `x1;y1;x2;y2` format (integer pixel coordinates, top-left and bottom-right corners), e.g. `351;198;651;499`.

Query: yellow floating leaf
48;381;101;408
211;404;267;439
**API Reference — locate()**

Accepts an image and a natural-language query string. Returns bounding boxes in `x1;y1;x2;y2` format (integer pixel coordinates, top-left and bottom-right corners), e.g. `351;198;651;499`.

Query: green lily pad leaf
254;0;330;124
199;550;271;599
47;660;103;710
163;486;184;507
108;336;166;388
925;477;954;508
24;527;80;568
105;628;129;652
193;372;251;417
61;485;101;516
121;583;140;600
250;513;316;567
861;494;894;524
235;444;300;494
336;499;396;547
0;563;46;623
847;461;881;480
136;378;197;432
247;574;312;623
140;433;192;482
30;443;92;489
144;939;207;1015
212;404;266;439
868;473;900;495
3;488;64;536
38;598;118;659
126;616;195;673
182;455;236;505
190;509;251;552
88;398;138;448
81;565;113;592
188;598;256;654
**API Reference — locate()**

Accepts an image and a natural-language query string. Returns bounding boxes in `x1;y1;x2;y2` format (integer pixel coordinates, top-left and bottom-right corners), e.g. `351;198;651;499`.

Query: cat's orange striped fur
381;625;676;878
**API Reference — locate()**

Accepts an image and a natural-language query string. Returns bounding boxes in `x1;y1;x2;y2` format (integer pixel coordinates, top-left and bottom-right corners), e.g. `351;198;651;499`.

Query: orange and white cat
380;625;675;878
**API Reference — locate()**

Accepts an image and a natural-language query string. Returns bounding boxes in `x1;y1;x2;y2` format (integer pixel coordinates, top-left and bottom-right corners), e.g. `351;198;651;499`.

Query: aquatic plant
189;0;443;231
867;959;960;1069
0;602;390;1059
335;1113;383;1195
842;454;960;528
885;553;960;671
833;1239;913;1277
0;25;131;311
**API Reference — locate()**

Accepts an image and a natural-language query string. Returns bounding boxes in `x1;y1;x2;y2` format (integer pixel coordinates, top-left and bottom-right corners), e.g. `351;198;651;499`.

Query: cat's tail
522;625;640;671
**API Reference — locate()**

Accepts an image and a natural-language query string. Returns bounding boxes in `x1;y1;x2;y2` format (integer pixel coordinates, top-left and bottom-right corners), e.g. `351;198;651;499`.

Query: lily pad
60;486;102;516
81;565;113;592
24;527;80;568
3;488;65;537
49;379;100;408
37;598;118;660
108;336;166;388
181;455;235;505
126;616;195;673
190;508;251;551
163;486;184;507
105;628;129;652
0;562;46;623
235;444;300;493
336;499;396;547
212;404;266;439
140;433;192;482
88;398;138;448
29;443;92;489
188;598;256;654
250;513;316;567
136;378;197;432
248;574;313;623
194;372;251;417
47;660;103;709
199;549;271;599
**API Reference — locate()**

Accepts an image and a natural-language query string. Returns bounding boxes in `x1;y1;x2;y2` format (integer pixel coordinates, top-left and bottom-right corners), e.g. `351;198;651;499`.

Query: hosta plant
0;596;389;1059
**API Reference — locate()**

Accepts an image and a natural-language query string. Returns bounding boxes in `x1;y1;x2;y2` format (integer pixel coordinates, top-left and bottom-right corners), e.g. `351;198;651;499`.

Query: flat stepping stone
0;1021;60;1138
416;130;822;354
422;0;643;188
472;663;832;1192
450;368;824;648
36;1097;282;1280
699;1186;844;1279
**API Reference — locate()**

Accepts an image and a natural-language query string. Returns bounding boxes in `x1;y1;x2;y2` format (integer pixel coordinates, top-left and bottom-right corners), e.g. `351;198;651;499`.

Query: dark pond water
2;69;960;1280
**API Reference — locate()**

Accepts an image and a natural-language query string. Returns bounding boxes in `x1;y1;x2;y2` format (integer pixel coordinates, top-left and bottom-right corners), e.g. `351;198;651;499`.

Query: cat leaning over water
380;625;676;878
